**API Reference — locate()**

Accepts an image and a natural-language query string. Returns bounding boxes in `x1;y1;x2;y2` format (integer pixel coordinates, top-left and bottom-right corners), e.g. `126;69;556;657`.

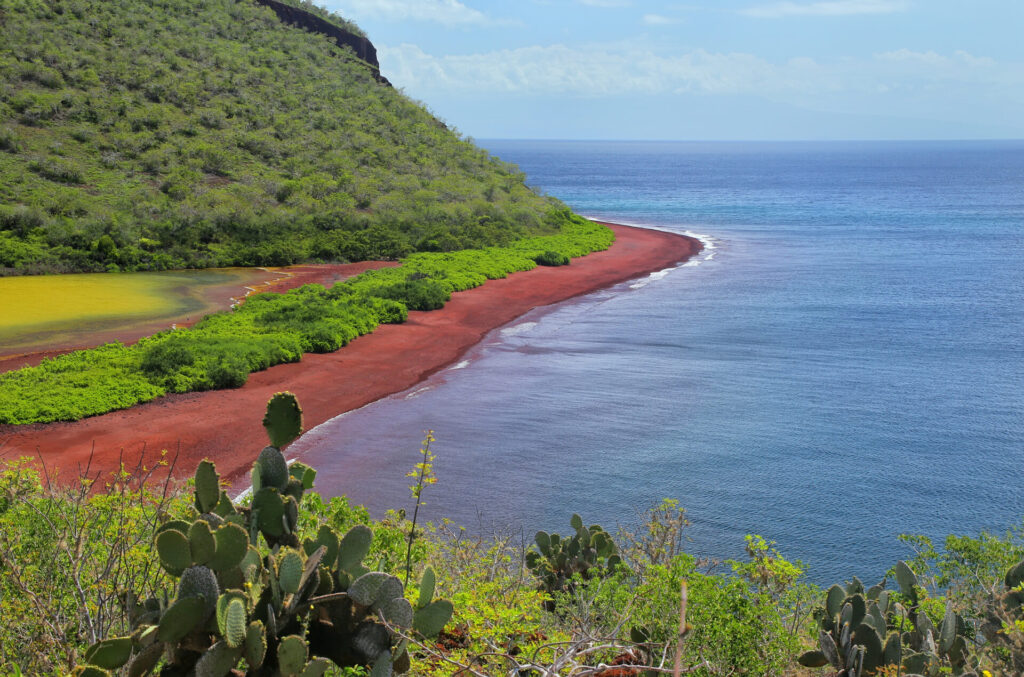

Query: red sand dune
0;224;700;485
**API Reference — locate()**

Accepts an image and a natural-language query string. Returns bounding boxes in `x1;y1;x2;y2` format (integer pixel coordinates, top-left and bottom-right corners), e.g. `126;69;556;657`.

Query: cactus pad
413;599;453;638
225;598;247;648
177;565;220;622
349;571;389;606
244;620;267;669
381;597;413;631
277;634;308;676
353;623;391;661
256;446;289;490
194;640;240;677
1005;558;1024;589
369;653;393;677
208;522;249;572
301;658;332;677
278;549;304;594
338;524;373;573
157;595;207;643
290;461;317;490
189;520;216;566
155;528;191;576
263;392;303;449
251;487;286;537
418;567;436;609
194;459;220;514
304;525;340;566
83;636;132;669
894;560;917;596
798;650;828;668
127;641;164;677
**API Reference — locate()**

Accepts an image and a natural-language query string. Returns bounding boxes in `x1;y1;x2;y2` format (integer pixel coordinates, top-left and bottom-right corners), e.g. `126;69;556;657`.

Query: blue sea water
293;140;1024;583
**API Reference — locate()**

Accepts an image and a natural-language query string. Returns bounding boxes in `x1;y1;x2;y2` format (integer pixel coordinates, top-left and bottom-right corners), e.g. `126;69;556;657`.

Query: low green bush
367;278;452;311
533;250;569;266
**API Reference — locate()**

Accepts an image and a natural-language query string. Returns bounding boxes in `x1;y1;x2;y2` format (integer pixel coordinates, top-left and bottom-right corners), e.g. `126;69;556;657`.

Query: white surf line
580;217;720;289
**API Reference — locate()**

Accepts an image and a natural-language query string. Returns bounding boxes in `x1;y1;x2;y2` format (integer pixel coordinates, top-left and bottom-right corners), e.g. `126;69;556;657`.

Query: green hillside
0;0;563;274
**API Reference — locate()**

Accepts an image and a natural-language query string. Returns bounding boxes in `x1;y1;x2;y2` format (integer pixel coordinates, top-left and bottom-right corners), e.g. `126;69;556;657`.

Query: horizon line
476;137;1024;143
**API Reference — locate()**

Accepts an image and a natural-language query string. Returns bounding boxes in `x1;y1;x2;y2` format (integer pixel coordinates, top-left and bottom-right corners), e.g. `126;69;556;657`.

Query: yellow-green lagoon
0;268;276;358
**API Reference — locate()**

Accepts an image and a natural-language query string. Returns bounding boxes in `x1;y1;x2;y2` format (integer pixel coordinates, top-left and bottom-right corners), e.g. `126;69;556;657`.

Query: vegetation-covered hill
0;0;563;274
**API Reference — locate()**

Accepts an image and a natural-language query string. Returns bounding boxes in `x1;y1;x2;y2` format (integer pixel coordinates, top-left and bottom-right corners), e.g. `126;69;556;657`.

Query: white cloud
379;42;1022;102
642;13;678;25
739;0;909;18
332;0;501;26
577;0;632;6
381;43;827;97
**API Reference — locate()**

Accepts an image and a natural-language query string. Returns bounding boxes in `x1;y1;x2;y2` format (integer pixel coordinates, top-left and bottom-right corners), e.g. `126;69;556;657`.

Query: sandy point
0;223;701;486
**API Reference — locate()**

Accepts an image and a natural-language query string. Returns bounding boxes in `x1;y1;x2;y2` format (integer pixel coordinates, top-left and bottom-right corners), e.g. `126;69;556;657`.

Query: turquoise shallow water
293;140;1024;583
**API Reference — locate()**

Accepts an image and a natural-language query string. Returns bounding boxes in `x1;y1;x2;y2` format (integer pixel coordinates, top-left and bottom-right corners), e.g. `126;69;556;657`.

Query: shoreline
0;223;701;486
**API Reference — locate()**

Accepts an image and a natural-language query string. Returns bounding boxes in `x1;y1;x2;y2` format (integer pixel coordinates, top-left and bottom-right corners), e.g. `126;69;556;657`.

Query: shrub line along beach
0;260;398;373
0;222;701;485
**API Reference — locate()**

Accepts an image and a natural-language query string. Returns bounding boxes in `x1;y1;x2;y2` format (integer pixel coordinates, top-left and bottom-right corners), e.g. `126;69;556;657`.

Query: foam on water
500;321;538;337
629;267;675;289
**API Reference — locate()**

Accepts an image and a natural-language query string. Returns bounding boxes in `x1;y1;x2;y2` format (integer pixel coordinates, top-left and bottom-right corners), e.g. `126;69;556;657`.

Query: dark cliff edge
253;0;391;86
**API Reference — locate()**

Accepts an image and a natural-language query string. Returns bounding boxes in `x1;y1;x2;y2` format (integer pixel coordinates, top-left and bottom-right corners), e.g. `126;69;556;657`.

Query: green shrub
368;278;452;311
0;126;20;152
28;158;85;184
533;250;569;266
139;334;196;376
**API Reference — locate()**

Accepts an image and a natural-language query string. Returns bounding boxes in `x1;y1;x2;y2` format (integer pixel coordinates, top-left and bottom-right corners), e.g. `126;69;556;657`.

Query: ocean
291;140;1024;583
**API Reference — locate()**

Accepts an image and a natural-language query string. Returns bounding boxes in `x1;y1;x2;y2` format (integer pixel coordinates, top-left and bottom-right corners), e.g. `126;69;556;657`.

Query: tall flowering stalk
405;430;437;586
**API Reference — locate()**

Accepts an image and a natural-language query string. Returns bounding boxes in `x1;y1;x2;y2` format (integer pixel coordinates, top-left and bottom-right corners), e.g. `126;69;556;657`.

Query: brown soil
0;224;699;486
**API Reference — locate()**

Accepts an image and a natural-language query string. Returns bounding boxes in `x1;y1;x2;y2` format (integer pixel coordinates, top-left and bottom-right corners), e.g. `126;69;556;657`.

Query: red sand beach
0;224;700;485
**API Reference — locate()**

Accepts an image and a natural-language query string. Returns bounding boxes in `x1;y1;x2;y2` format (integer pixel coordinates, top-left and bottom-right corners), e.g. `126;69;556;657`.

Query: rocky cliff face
254;0;391;85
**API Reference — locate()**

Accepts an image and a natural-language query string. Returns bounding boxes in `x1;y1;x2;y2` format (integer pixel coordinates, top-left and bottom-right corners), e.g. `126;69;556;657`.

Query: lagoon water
295;140;1024;583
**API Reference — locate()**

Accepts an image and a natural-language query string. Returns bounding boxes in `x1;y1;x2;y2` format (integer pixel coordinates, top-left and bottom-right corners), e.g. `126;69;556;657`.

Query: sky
320;0;1024;140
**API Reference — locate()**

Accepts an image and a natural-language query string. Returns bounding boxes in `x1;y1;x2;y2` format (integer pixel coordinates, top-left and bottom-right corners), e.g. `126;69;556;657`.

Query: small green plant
0;127;19;153
525;514;620;610
73;393;453;676
404;431;437;586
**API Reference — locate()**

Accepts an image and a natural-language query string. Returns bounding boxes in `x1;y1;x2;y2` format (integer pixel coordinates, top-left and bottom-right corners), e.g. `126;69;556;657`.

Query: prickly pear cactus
73;394;453;677
525;513;621;608
798;561;980;677
980;556;1024;673
263;391;303;449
